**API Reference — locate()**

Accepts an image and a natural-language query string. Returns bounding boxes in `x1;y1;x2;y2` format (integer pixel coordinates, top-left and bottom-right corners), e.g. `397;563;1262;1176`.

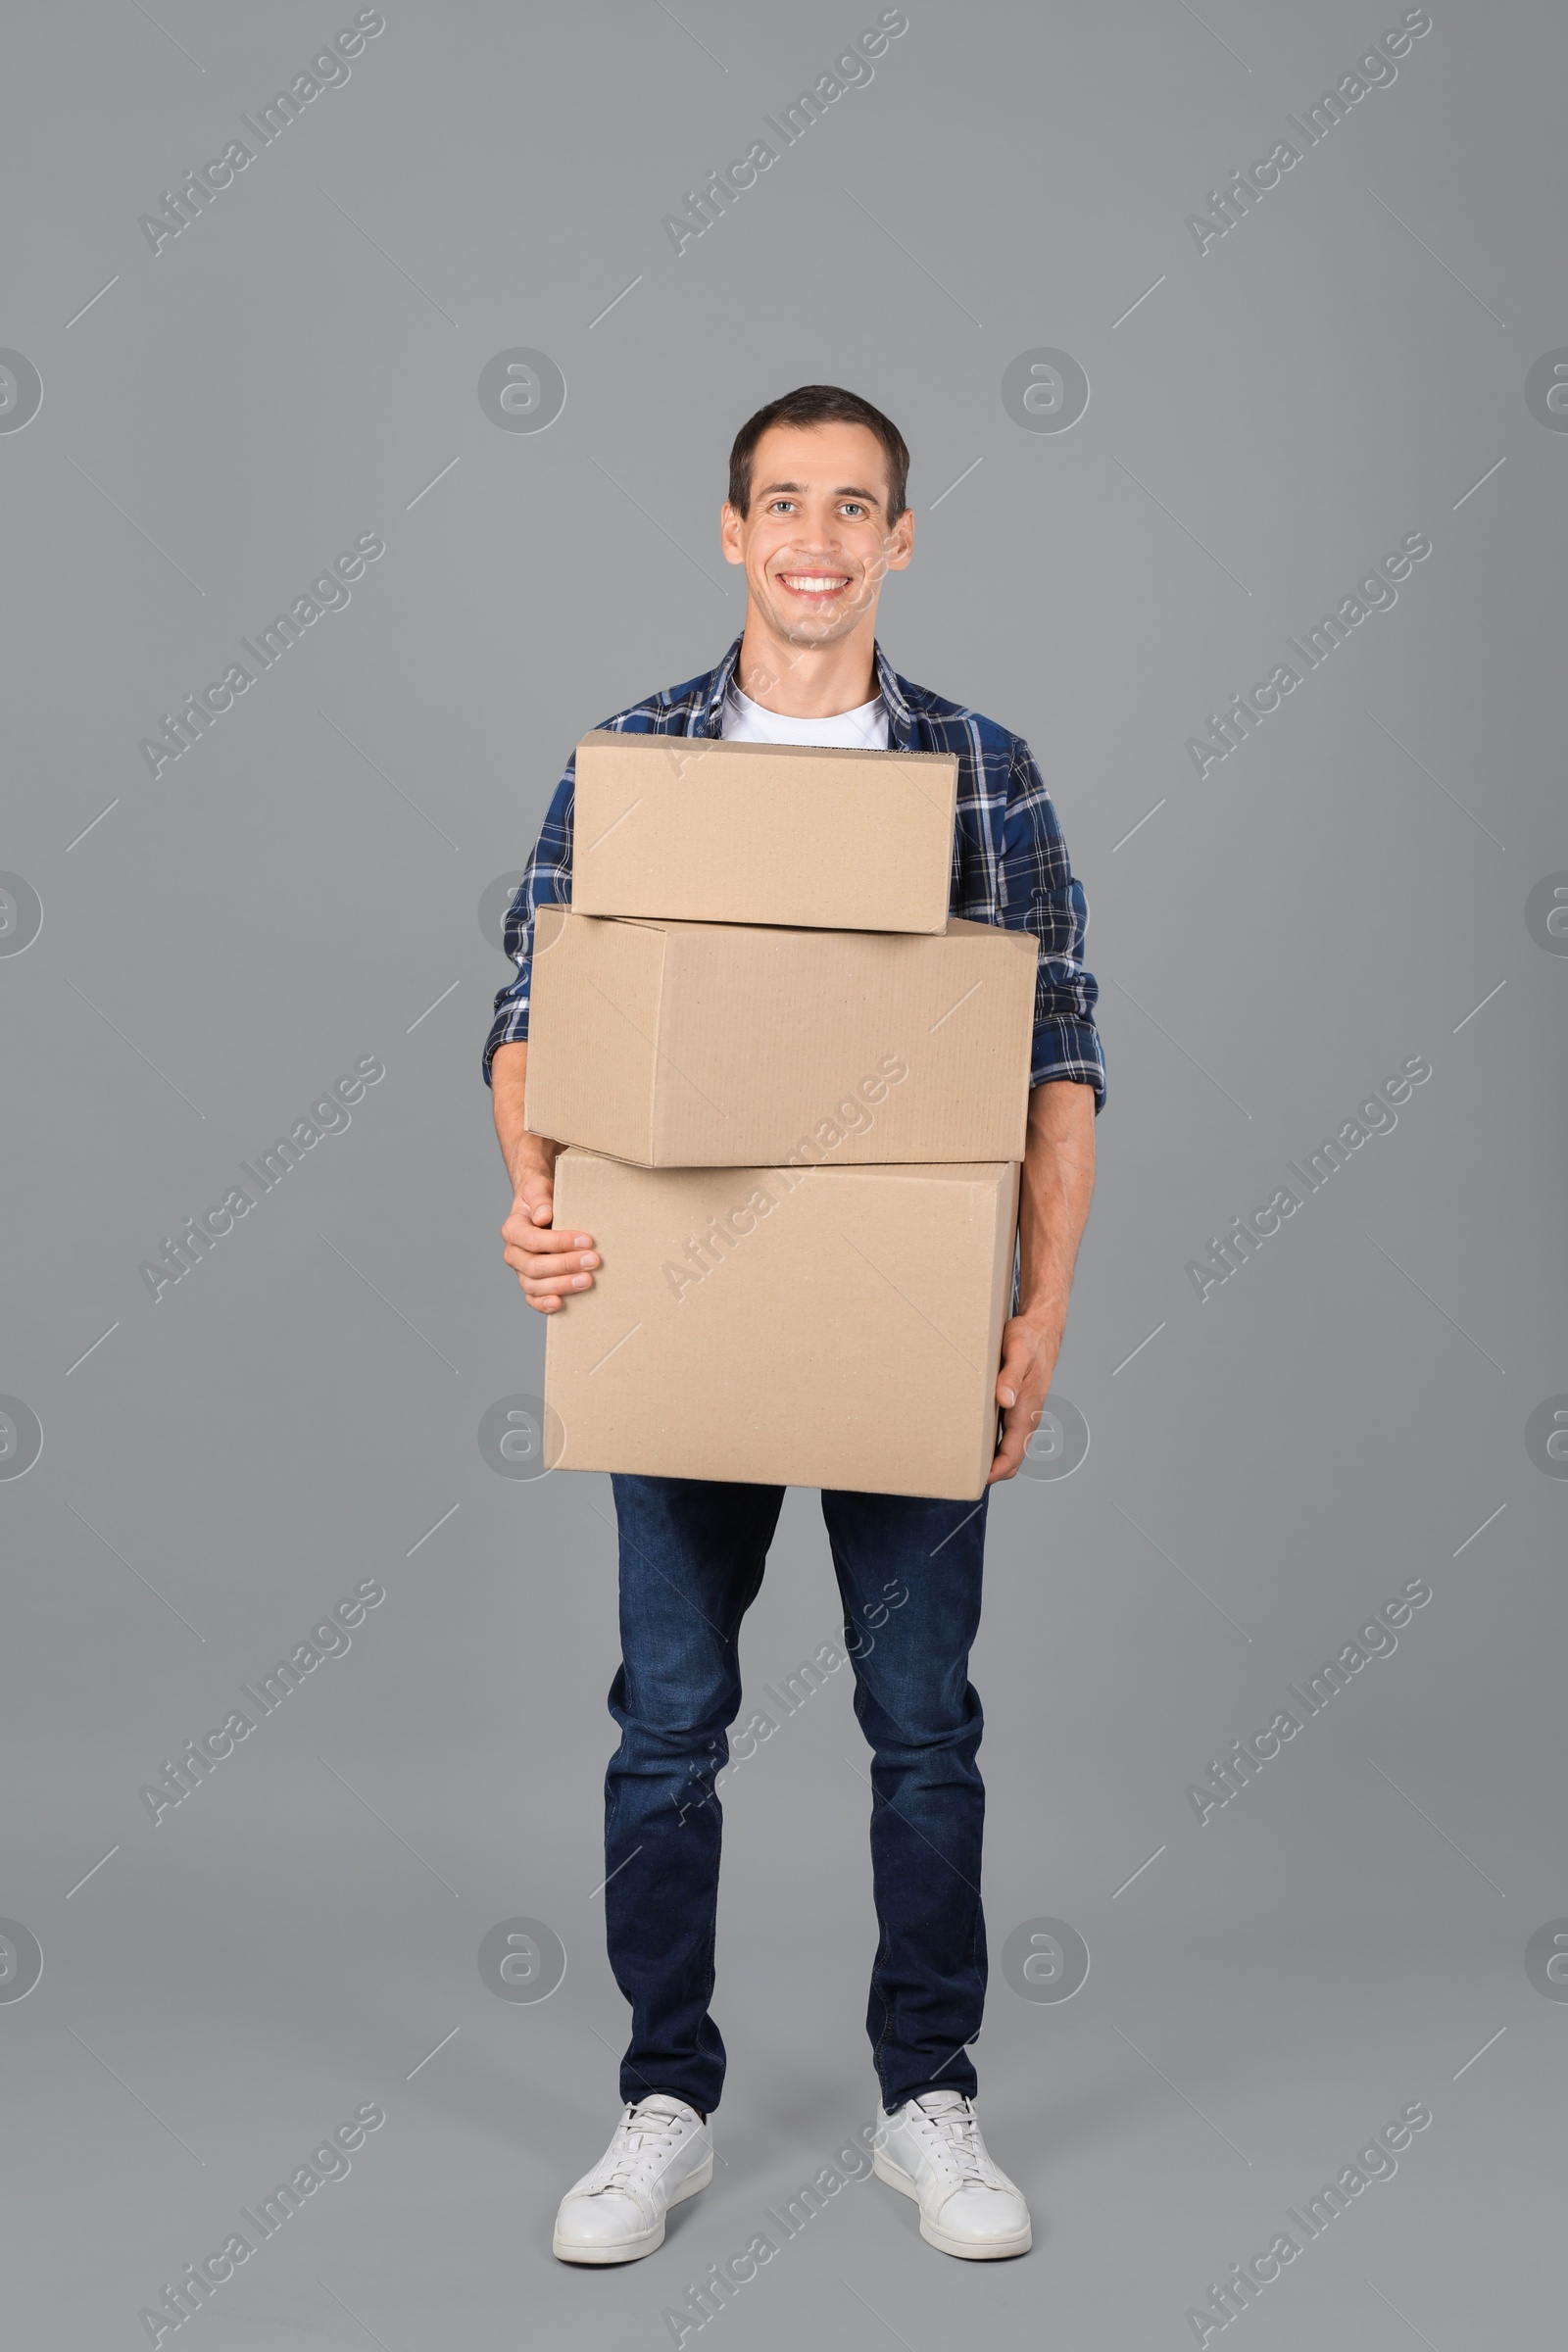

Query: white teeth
781;574;847;591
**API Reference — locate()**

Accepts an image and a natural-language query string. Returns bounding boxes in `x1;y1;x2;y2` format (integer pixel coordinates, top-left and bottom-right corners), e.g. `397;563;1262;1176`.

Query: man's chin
756;591;873;648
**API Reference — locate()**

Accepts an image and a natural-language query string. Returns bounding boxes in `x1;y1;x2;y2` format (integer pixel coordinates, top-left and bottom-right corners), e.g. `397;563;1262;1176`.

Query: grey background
2;1;1563;2342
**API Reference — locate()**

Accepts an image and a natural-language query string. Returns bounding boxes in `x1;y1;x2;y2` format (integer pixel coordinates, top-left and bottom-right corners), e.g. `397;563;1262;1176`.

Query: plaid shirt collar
692;635;919;748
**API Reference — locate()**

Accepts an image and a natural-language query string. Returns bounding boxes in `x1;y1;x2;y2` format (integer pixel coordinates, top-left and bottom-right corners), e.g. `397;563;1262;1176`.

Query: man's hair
727;385;910;524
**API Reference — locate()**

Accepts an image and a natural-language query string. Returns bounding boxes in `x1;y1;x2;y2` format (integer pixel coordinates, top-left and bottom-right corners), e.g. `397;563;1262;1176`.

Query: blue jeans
604;1474;990;2117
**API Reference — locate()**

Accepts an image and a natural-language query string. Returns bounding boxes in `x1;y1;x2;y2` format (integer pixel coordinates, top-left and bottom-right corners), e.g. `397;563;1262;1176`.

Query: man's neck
733;616;879;718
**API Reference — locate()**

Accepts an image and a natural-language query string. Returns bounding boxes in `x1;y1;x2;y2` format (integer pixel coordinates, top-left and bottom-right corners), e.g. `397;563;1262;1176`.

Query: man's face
720;420;913;651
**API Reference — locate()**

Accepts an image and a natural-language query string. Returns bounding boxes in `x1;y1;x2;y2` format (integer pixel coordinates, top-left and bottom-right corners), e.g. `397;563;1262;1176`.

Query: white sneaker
552;2093;712;2265
873;2090;1032;2259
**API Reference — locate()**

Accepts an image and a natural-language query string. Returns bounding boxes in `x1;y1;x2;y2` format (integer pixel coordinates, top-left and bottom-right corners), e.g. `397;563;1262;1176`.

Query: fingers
990;1325;1049;1482
502;1191;599;1313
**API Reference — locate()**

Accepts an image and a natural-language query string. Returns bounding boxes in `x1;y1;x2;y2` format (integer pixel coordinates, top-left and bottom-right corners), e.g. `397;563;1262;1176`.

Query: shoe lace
593;2105;685;2194
914;2095;995;2188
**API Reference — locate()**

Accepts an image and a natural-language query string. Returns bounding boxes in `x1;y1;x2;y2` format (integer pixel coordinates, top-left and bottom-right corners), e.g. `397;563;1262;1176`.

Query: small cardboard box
570;729;959;931
542;1151;1019;1500
525;907;1038;1166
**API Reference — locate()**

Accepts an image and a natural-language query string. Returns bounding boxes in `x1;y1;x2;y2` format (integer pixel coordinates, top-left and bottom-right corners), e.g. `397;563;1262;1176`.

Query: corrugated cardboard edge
527;908;663;1163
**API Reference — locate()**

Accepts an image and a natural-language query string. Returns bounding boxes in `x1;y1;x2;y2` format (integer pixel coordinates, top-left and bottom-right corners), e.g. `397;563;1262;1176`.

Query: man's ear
883;507;914;572
719;500;748;565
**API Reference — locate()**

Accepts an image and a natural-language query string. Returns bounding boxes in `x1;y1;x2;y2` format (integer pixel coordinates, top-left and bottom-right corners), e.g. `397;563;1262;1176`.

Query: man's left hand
989;1313;1062;1485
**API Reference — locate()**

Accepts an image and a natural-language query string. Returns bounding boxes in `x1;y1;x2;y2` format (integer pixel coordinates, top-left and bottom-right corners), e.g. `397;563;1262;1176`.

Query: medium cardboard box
526;907;1038;1166
542;1151;1019;1500
570;729;958;931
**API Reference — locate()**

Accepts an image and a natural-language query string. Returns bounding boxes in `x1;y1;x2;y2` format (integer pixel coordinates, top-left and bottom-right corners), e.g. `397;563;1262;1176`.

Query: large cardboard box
526;907;1038;1166
570;729;958;931
542;1151;1019;1499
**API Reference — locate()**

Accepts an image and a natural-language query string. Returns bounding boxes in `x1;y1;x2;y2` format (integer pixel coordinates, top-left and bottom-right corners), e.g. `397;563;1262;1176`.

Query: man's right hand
501;1172;599;1315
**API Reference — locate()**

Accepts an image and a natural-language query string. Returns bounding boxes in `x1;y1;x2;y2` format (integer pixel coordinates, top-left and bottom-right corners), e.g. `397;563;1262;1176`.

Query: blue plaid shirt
483;636;1105;1108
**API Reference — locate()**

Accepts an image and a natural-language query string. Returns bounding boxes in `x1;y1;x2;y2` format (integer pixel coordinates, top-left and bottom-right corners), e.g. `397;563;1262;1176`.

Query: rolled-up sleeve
481;753;576;1088
998;743;1106;1109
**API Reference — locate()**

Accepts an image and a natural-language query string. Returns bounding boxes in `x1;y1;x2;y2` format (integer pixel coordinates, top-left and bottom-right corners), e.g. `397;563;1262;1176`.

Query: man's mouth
775;569;852;599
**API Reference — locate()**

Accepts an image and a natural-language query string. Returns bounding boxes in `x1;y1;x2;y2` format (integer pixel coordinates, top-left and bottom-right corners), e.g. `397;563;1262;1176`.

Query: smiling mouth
776;570;853;598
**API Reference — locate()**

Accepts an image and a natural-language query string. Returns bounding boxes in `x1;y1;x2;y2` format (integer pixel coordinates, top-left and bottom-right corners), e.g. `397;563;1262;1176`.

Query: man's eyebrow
756;479;885;507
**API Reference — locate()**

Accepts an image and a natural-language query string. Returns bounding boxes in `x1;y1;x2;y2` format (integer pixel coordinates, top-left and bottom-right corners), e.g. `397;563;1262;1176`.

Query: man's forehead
750;423;890;506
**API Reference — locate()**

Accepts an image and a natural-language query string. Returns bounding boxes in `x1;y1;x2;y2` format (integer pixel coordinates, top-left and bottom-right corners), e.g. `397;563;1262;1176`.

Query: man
484;385;1102;2266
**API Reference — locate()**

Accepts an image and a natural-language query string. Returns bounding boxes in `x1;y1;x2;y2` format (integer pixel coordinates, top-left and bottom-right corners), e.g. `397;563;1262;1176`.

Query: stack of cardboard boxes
526;729;1038;1500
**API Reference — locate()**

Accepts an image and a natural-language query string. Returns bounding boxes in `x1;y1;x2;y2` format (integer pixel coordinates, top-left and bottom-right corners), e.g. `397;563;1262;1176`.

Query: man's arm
491;1041;600;1313
989;1077;1097;1484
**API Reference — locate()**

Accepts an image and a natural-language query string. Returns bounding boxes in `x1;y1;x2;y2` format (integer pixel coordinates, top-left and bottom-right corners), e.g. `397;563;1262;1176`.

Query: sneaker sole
552;2150;713;2265
872;2145;1032;2260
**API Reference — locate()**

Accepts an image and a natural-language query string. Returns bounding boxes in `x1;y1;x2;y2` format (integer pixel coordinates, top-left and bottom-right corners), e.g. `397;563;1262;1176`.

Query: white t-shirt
721;681;890;751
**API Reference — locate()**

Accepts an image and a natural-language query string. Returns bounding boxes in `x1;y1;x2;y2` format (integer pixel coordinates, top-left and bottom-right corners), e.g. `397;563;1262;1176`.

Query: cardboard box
570;729;958;931
542;1151;1019;1500
526;907;1038;1166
